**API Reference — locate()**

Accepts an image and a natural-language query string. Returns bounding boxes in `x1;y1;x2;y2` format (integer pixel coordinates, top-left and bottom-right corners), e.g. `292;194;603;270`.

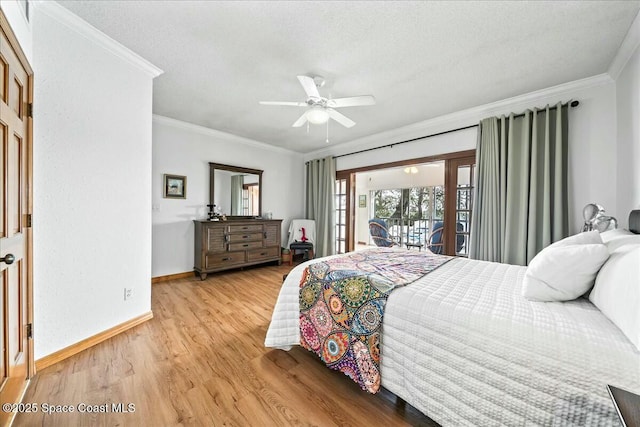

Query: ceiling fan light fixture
305;106;330;125
404;166;418;174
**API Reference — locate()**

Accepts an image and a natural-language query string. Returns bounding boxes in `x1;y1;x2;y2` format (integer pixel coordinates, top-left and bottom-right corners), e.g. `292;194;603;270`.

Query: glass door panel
335;178;347;254
453;163;474;256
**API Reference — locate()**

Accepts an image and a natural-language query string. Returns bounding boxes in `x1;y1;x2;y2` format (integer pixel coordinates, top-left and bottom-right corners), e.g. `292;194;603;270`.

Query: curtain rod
333;124;478;159
333;100;579;160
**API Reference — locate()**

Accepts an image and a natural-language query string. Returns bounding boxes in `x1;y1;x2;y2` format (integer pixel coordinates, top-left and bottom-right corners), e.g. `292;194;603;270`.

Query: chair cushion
290;242;314;250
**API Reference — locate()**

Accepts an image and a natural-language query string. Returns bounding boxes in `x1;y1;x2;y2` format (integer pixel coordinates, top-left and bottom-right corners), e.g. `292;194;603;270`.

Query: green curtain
230;175;244;215
469;103;569;265
306;156;336;257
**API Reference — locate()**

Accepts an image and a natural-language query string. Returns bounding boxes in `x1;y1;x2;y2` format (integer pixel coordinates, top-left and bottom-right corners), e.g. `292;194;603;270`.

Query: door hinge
25;213;32;228
27;103;33;118
26;323;33;339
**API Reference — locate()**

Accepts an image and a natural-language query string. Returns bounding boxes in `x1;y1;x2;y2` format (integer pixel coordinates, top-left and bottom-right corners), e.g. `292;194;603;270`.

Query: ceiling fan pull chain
326;119;330;143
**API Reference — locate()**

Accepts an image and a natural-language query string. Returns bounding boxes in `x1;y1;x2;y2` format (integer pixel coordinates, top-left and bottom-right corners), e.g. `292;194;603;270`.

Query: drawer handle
260;252;267;256
263;232;267;238
242;227;248;230
222;257;231;261
243;244;249;247
243;235;249;239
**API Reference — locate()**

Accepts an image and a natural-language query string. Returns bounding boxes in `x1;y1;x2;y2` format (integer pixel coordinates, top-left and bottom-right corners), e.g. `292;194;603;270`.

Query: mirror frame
209;162;263;218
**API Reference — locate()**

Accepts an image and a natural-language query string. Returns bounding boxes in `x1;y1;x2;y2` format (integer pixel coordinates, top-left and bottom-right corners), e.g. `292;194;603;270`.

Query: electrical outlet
124;288;132;301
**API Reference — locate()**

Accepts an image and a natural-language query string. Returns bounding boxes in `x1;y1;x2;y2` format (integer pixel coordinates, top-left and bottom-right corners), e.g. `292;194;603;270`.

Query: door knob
1;254;15;265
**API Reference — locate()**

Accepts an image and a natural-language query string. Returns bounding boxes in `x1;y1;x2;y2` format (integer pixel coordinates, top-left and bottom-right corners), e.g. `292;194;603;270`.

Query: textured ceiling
58;1;640;153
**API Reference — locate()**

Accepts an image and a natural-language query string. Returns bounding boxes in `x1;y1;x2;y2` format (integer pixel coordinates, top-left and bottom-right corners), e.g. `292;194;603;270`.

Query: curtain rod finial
570;100;579;108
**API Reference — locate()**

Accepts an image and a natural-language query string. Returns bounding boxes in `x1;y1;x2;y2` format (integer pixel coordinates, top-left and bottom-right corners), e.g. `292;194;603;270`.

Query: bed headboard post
630;210;640;234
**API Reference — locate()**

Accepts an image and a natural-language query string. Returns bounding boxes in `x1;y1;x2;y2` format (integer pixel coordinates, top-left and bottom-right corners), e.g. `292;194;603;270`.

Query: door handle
1;254;15;265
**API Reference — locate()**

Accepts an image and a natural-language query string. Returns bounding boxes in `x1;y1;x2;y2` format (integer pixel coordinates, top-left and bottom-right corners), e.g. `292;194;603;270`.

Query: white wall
152;116;304;278
32;3;160;359
614;21;640;228
1;0;33;62
307;75;618;233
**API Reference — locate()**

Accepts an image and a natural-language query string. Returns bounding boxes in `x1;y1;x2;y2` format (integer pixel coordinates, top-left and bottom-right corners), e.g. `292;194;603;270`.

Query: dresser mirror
209;163;263;218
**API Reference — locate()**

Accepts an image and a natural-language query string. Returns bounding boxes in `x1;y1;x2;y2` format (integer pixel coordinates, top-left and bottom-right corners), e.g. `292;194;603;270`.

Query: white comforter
265;248;640;426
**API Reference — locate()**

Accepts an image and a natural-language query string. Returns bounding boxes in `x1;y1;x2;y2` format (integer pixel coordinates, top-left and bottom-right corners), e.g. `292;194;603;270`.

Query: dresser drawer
227;232;263;243
205;251;246;269
228;241;263;251
247;246;280;262
228;224;263;233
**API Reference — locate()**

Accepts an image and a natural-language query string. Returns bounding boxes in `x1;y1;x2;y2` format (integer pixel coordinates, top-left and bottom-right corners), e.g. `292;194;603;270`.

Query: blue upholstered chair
368;218;398;247
427;222;465;254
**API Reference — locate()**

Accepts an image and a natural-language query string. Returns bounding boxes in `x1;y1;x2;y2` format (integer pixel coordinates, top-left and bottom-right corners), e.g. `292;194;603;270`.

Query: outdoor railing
376;217;436;247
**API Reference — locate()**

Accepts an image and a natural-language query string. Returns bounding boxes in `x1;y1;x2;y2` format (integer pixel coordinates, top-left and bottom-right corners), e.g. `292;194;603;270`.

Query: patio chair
427;222;465;254
368;218;399;247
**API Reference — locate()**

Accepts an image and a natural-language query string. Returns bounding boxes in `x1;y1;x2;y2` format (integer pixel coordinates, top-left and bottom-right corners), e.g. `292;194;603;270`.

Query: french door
444;156;475;256
337;150;475;256
0;10;34;425
335;172;354;254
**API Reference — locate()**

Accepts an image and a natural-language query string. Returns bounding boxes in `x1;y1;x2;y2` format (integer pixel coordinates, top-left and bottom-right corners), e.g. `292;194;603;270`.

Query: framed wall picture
359;194;366;208
163;174;187;199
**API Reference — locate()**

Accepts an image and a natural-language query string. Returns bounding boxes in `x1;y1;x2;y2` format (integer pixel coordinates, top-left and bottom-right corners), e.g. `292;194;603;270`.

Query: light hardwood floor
15;263;437;426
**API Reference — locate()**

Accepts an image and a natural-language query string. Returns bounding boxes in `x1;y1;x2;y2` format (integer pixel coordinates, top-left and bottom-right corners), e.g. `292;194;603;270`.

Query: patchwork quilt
298;248;451;393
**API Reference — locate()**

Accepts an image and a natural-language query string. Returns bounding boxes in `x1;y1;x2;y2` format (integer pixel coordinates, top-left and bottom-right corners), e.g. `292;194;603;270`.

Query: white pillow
600;228;640;252
522;231;610;302
600;228;635;243
589;243;640;351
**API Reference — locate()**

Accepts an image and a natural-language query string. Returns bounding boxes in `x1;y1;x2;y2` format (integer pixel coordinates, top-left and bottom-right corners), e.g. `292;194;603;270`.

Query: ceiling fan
259;75;376;128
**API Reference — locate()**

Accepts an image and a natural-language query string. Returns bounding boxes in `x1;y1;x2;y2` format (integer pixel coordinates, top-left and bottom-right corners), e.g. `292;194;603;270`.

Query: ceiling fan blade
327;95;376;108
297;75;321;99
327;108;355;128
259;101;307;106
292;112;308;127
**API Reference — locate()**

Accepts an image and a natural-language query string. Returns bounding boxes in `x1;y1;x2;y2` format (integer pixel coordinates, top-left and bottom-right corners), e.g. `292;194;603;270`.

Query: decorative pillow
589;243;640;351
522;231;609;302
600;228;640;252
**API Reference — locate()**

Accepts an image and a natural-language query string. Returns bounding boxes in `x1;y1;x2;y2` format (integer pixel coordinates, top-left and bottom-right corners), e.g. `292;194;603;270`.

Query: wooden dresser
193;219;282;280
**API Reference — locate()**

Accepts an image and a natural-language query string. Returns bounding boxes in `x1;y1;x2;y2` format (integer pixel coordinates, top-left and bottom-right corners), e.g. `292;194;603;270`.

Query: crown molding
33;1;163;78
608;9;640;80
152;115;299;155
307;73;614;160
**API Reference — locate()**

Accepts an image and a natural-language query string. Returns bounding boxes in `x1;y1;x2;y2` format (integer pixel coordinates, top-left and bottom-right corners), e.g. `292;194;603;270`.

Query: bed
265;215;640;426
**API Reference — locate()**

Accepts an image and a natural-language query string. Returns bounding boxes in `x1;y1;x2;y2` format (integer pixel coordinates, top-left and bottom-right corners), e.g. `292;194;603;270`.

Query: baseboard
151;271;194;283
35;311;154;371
